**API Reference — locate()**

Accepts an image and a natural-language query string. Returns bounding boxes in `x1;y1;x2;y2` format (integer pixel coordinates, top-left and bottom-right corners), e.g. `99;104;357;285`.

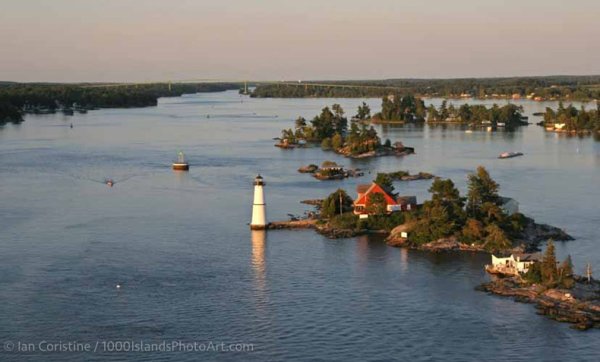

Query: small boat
172;151;189;171
106;179;114;187
498;152;523;159
497;122;506;127
465;129;473;134
486;126;493;132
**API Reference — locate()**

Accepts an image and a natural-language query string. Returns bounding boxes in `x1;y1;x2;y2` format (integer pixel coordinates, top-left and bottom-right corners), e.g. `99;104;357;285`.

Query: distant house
353;183;417;218
499;197;519;215
486;253;541;276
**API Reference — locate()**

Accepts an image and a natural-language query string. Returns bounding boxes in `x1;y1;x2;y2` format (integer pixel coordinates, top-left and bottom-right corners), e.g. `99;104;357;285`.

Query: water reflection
251;230;267;293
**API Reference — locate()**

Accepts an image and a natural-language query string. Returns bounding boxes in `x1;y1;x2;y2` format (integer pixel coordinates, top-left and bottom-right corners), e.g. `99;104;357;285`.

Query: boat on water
172;151;189;171
497;122;506;127
465;129;473;134
498;151;524;159
105;179;114;187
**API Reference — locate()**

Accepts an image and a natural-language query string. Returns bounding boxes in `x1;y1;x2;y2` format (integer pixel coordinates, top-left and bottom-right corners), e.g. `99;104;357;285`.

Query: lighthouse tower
251;174;267;229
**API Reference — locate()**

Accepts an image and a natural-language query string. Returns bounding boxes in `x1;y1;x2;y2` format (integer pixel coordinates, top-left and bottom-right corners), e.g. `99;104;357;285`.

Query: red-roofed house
353;183;417;218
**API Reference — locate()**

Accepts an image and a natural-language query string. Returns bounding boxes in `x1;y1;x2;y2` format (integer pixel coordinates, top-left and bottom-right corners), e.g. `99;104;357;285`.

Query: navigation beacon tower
250;174;267;229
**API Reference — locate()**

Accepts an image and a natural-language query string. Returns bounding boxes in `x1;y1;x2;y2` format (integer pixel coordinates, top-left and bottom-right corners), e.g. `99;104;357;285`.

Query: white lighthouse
250;174;267;229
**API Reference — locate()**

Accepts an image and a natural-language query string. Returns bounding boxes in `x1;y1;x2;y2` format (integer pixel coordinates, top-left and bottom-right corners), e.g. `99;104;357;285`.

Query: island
425;101;528;128
298;161;364;180
477;241;599;330
276;103;414;158
271;166;572;253
538;102;600;134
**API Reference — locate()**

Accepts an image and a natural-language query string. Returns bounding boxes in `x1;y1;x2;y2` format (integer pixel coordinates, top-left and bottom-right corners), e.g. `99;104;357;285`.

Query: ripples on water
0;91;598;361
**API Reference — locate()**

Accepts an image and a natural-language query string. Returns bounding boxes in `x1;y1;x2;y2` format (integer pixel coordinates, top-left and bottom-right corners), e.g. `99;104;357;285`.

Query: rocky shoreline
476;276;600;330
385;216;573;253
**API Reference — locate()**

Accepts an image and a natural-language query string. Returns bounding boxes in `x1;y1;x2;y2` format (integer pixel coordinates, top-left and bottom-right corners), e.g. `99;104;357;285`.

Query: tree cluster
409;166;526;252
426;101;527;127
375;94;426;122
542;102;600;132
524;241;575;289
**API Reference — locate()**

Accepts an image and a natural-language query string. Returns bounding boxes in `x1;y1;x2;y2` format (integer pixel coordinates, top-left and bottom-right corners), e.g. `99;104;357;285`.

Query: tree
541;240;558;286
331;133;343;150
461;218;485;244
355;102;371;120
321;137;332;150
429;178;466;225
467;166;499;217
558;255;574;288
374;173;395;195
483;224;511;252
295;116;307;129
321;189;354;218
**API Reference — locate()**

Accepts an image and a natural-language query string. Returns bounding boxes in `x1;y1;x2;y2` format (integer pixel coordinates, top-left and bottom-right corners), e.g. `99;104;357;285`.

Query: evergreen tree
541;240;558;286
321;189;354;218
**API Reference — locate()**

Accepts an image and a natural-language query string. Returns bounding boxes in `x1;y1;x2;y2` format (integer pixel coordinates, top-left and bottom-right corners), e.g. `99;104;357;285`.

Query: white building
486;253;541;276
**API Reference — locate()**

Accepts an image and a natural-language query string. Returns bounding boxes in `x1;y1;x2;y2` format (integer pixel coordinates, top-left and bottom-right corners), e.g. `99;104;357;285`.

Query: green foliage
329;212;359;230
378;94;425;122
321;189;354;219
524;262;543;284
0;82;239;113
331;133;344;150
483;224;512;252
374;173;395;195
427;102;526;127
362;212;405;231
541;240;558;286
525;241;576;289
250;76;600;102
467;166;500;217
355;102;371;120
366;193;387;215
542;103;600;132
321;137;332;150
460;218;485;244
0;101;23;124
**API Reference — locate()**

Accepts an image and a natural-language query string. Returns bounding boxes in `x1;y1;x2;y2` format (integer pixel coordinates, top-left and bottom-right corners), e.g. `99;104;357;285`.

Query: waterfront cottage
353;183;417;218
499;197;519;215
485;253;541;276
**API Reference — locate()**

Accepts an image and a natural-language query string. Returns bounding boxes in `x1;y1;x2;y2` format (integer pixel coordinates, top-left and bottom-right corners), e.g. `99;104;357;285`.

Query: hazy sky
1;0;599;82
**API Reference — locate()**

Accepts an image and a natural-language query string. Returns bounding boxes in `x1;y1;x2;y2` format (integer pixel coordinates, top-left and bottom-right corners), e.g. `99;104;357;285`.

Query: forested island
277;104;414;158
478;241;599;330
0;82;240;124
426;101;528;128
251;75;600;101
540;102;600;133
287;166;572;254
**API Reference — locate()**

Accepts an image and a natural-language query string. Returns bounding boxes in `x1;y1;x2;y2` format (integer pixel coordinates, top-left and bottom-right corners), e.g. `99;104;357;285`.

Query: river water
1;90;598;361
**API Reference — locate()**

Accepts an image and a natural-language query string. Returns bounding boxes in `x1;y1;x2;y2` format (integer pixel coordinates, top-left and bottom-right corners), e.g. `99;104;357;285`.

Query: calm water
1;91;599;361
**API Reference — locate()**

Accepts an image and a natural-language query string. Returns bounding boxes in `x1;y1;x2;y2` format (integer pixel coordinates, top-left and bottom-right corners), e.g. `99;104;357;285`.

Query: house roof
356;184;370;194
514;252;541;262
354;183;398;206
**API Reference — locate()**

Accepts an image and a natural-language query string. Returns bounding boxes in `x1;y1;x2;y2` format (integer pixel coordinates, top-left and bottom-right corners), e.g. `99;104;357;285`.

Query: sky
0;0;599;82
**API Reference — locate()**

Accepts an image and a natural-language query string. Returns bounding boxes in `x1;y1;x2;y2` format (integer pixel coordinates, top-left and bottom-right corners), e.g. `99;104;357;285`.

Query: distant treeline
0;82;240;125
251;76;600;101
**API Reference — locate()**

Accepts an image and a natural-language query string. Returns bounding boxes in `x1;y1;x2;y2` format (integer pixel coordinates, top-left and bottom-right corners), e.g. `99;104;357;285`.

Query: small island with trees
478;241;599;330
276;103;414;158
539;102;600;134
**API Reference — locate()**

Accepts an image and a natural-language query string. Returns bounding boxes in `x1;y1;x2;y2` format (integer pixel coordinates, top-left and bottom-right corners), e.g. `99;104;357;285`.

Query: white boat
498;152;524;159
497;122;506;127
